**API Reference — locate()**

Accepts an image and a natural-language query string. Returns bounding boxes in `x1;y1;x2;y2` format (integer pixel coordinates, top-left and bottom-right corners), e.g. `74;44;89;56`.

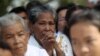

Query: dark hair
94;2;100;11
69;10;100;31
56;6;68;14
65;4;87;23
63;4;87;36
26;1;43;12
9;6;27;14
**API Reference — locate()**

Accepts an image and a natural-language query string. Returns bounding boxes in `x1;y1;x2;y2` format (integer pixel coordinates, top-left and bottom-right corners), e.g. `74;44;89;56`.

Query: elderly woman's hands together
40;32;63;56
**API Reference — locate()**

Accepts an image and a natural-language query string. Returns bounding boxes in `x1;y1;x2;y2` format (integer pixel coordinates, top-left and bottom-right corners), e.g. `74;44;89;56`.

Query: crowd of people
0;0;100;56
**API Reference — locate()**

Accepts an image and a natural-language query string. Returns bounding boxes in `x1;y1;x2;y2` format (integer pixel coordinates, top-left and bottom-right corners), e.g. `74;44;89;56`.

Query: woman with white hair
0;13;49;56
28;5;63;56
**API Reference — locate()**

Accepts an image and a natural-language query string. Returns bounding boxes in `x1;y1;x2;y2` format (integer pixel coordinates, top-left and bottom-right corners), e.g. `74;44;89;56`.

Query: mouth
15;47;23;51
14;45;24;50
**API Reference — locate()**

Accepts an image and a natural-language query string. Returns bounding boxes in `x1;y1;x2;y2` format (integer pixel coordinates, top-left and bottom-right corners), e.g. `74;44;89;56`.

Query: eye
58;17;65;21
5;35;13;39
6;36;12;39
49;22;55;25
86;36;96;45
86;39;95;44
22;17;26;19
39;22;45;25
18;32;25;36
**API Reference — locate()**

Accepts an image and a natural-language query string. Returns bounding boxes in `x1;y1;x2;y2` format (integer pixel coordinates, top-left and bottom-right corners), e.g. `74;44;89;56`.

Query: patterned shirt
56;32;73;56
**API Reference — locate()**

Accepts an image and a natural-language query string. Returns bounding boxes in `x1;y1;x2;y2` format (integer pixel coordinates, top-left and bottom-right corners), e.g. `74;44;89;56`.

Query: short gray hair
28;5;55;24
0;13;29;32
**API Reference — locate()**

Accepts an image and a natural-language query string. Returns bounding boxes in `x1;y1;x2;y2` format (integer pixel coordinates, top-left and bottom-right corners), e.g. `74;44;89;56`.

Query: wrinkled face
70;22;100;56
0;48;13;56
2;23;29;56
58;9;67;32
31;12;55;44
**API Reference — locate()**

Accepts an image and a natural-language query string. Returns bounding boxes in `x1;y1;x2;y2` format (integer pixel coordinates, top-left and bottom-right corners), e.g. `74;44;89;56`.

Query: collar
28;34;43;49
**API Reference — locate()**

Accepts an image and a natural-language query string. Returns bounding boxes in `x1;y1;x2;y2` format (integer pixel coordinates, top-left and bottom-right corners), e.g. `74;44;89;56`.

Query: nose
45;24;50;31
81;45;90;55
14;36;20;45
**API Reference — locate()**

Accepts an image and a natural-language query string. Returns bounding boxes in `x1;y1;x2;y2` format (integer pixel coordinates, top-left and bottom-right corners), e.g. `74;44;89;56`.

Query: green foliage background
0;0;86;16
59;0;87;6
0;0;12;16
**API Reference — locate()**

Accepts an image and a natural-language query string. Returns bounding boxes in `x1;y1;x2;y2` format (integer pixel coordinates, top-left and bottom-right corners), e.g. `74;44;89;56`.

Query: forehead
58;9;67;15
17;12;27;16
59;9;67;14
37;12;54;21
17;12;28;18
2;23;24;33
59;9;67;13
70;22;100;39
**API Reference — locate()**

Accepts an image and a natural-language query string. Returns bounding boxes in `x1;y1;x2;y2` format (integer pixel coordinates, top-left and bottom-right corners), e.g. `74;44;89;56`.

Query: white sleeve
39;49;49;56
56;32;73;56
62;35;73;56
25;45;49;56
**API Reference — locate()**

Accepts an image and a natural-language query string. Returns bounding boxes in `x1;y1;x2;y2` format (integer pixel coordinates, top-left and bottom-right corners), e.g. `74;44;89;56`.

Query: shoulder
25;45;49;56
56;32;69;41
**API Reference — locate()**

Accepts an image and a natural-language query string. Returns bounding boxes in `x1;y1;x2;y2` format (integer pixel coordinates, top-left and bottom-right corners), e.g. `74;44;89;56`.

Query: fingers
45;32;55;42
40;31;56;44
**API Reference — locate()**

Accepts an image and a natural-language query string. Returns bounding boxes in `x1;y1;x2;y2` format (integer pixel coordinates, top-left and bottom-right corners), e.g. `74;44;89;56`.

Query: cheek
3;36;14;47
20;36;28;45
5;39;14;48
33;25;43;33
59;20;66;24
89;39;100;55
50;26;55;32
73;45;81;56
58;21;64;26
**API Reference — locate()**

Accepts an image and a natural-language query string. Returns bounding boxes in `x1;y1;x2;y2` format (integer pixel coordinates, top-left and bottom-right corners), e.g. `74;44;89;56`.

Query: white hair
29;5;56;24
0;13;29;32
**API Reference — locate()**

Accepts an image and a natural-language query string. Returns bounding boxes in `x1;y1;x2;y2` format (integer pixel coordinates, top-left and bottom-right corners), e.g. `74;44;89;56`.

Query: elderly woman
28;5;63;56
69;10;100;56
0;13;29;56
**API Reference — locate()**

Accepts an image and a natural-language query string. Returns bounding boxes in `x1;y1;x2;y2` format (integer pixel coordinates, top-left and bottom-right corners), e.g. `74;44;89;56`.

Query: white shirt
56;32;73;56
25;44;48;56
27;35;49;56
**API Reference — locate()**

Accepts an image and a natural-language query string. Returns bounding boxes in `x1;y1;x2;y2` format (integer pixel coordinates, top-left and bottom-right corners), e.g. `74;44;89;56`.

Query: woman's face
58;9;67;32
2;23;29;56
31;12;55;46
70;22;100;56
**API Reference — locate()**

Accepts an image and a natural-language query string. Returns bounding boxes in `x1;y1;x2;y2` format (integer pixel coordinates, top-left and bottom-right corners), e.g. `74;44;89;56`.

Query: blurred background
0;0;97;16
